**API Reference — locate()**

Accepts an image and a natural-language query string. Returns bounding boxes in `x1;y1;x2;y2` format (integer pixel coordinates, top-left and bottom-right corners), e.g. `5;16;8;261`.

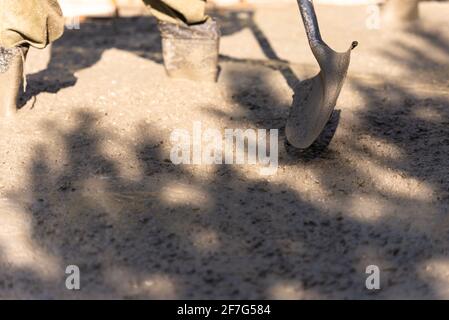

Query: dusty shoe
158;18;220;82
0;46;28;118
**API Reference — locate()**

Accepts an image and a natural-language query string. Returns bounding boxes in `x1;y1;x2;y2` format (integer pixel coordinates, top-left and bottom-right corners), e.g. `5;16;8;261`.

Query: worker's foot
0;45;28;118
158;18;221;82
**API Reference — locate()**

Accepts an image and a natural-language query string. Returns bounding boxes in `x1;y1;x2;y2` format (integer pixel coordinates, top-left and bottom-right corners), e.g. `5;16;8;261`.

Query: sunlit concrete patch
420;259;449;299
268;281;319;300
98;136;144;182
191;227;221;252
335;137;435;203
346;191;439;224
220;29;267;61
412;106;445;123
105;267;178;299
160;182;210;208
139;275;178;299
363;161;435;202
357;135;404;161
26;45;52;74
0;198;61;279
347;194;391;222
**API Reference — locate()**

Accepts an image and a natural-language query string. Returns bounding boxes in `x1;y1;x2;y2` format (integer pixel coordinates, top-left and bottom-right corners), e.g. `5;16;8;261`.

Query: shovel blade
285;41;356;149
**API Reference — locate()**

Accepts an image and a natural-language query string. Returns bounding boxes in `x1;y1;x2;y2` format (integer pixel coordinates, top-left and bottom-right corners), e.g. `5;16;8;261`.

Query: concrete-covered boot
0;46;28;118
158;18;220;82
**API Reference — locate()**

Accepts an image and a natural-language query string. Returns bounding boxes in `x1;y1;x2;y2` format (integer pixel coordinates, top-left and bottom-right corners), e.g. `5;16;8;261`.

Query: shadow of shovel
286;0;357;149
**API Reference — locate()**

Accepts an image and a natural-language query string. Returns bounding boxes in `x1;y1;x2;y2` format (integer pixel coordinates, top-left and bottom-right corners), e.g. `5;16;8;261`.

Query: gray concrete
0;2;448;299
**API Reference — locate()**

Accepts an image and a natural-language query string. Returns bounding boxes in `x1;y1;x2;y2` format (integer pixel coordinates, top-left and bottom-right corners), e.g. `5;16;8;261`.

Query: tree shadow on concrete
2;8;448;300
212;7;341;157
19;9;340;156
349;24;449;198
2;100;446;299
19;16;163;109
18;10;258;109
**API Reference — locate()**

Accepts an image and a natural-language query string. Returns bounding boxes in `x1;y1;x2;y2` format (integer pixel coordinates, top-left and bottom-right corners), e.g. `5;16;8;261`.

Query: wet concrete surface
0;2;448;299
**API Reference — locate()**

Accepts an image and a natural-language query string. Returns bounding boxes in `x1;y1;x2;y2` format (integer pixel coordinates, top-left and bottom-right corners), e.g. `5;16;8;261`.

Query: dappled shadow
1;100;446;298
18;10;270;109
212;8;299;90
1;5;449;299
19;16;163;108
18;7;338;159
212;7;341;157
348;24;449;199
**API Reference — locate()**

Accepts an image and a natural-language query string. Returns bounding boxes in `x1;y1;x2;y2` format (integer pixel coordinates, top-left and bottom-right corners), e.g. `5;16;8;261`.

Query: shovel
285;0;357;149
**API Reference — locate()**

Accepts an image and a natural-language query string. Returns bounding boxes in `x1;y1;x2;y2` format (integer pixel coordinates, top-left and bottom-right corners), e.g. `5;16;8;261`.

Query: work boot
158;18;220;82
0;45;29;118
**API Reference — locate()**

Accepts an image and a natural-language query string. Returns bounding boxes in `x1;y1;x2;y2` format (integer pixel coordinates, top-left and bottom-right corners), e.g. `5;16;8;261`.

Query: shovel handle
297;0;323;44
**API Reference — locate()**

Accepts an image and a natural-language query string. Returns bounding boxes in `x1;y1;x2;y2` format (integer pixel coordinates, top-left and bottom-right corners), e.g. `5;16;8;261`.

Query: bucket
159;19;220;82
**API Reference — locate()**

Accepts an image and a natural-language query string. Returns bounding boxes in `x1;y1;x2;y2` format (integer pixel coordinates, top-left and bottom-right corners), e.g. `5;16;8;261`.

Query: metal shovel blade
285;0;357;149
